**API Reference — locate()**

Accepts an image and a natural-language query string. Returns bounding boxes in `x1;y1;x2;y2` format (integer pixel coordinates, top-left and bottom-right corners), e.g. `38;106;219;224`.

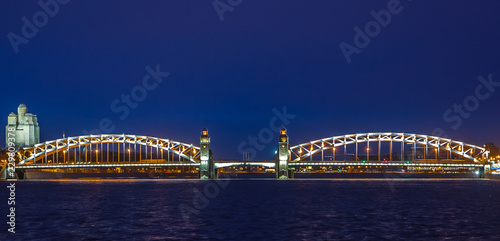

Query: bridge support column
199;128;215;179
0;166;27;180
276;128;291;179
15;169;27;179
478;166;485;178
0;166;7;180
479;164;491;178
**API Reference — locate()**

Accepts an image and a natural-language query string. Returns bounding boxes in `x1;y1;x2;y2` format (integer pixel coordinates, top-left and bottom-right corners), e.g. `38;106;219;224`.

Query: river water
2;178;500;240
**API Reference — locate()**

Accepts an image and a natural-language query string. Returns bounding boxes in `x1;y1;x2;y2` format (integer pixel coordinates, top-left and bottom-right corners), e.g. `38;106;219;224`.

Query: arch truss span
19;134;201;165
289;133;488;163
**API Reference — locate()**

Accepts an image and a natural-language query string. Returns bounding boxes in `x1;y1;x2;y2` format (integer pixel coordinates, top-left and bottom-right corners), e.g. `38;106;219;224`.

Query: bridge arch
19;134;201;165
290;133;488;163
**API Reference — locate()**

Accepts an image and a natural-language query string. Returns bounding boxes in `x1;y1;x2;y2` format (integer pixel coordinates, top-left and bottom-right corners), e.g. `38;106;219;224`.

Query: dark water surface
2;179;500;240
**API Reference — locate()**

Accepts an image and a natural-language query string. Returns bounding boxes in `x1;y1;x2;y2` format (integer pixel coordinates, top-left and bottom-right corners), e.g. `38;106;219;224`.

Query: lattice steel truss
19;134;200;165
290;133;488;163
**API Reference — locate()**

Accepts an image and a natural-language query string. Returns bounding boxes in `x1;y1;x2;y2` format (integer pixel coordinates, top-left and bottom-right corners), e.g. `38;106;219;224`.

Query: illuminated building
5;104;40;148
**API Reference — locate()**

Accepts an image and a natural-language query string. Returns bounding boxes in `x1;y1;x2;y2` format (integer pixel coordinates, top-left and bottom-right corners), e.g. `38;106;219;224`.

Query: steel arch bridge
289;132;488;163
19;134;201;165
8;130;491;180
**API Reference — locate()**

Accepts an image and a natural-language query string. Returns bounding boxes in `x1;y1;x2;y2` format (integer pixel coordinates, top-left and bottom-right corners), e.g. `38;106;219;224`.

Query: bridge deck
16;161;484;169
289;162;483;167
17;163;200;169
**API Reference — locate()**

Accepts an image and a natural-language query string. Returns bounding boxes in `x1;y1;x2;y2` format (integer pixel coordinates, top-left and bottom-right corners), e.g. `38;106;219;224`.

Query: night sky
1;0;499;160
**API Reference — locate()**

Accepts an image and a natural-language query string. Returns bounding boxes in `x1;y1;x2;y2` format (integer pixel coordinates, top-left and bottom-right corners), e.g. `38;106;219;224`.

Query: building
5;104;40;148
484;143;499;158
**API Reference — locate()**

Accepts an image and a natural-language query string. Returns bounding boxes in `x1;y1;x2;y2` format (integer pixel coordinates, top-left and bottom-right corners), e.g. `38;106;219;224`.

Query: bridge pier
0;166;7;179
15;169;27;179
0;166;27;180
199;128;216;179
276;128;292;179
477;165;491;178
478;166;485;178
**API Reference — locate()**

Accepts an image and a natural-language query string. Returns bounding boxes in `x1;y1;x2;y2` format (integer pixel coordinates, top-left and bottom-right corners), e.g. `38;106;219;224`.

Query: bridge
3;128;491;179
7;129;215;179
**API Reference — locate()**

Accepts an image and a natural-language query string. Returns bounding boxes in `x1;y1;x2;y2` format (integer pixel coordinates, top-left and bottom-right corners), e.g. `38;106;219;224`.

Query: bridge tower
276;128;291;179
199;128;215;179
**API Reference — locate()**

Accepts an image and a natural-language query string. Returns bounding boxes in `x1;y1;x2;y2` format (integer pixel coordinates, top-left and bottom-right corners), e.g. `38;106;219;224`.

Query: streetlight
127;149;131;162
366;147;369;162
95;149;99;163
63;150;66;164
